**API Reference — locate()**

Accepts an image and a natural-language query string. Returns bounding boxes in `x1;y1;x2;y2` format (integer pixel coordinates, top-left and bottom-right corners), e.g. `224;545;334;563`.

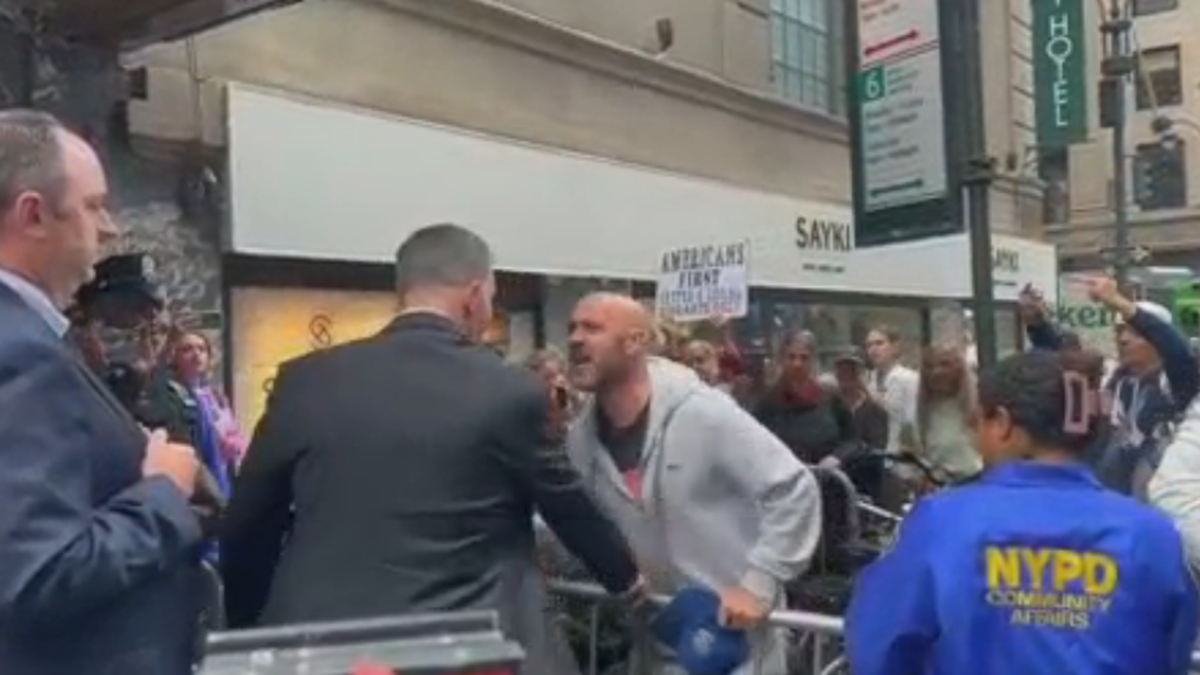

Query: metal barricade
856;500;902;525
549;580;847;675
552;579;1200;674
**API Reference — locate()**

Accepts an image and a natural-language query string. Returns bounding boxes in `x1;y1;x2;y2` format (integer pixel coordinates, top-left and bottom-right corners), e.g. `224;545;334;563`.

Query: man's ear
11;191;48;237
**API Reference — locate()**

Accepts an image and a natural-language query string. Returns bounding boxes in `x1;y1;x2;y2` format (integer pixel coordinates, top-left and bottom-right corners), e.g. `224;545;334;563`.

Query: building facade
1046;0;1200;268
110;0;1060;427
2;0;1056;428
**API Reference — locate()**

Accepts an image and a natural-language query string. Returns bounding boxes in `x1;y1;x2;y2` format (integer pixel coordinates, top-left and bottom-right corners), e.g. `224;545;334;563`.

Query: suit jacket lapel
0;283;144;432
68;350;143;430
0;281;62;343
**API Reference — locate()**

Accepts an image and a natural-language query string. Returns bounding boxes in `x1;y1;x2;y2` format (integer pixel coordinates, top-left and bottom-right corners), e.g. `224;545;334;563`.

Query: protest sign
655;240;750;322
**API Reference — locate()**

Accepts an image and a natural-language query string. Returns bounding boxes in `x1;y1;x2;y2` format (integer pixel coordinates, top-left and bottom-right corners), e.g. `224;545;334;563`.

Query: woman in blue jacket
846;350;1198;675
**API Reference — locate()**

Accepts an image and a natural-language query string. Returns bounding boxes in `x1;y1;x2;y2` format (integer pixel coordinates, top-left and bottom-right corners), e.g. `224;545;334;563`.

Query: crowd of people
5;107;1200;675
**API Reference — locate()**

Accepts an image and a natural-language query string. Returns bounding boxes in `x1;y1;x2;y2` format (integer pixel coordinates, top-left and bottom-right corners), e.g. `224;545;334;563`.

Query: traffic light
1135;142;1187;211
1134;155;1155;207
1099;78;1121;129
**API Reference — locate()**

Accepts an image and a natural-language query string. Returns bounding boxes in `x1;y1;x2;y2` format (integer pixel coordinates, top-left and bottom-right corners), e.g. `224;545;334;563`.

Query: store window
1133;0;1178;16
1038;147;1071;225
228;287;521;431
935;303;1022;370
543;276;635;351
734;298;923;378
769;0;845;115
995;307;1022;359
1136;46;1183;110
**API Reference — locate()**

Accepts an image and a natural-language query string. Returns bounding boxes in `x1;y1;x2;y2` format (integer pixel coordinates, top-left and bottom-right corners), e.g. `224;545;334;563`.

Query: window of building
769;0;844;115
1038;147;1071;225
1136;46;1183;110
1133;0;1178;16
735;299;923;377
1135;140;1188;211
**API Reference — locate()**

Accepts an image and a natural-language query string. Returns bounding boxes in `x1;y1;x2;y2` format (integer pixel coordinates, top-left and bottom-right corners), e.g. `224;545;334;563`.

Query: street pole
959;0;998;371
1102;1;1133;290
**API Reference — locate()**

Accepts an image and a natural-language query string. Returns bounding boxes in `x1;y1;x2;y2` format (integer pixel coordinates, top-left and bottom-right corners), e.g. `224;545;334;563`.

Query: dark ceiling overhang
30;0;300;47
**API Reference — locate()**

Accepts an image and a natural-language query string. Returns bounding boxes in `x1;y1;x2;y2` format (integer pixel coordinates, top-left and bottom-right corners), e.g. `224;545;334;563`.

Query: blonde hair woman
911;345;983;482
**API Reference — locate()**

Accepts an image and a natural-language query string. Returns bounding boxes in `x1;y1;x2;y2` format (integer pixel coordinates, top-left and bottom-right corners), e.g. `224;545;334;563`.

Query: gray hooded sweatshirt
566;358;821;673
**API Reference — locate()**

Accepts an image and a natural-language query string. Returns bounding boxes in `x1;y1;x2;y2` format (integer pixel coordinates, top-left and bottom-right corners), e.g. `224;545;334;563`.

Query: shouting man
564;293;821;675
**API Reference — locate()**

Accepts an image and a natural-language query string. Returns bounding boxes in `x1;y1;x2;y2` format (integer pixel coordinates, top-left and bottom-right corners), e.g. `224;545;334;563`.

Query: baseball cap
832;346;868;367
650;587;749;675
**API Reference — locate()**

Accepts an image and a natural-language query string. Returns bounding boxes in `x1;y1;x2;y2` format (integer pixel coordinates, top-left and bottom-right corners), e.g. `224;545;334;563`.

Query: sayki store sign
794;215;854;276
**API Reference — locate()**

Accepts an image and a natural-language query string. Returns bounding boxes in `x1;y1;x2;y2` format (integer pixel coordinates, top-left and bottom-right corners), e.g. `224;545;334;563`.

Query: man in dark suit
222;223;643;674
0;110;204;674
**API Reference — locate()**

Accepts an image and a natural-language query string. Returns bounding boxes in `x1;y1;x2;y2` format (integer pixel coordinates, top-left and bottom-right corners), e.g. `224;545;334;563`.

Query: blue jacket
0;283;203;674
846;462;1198;675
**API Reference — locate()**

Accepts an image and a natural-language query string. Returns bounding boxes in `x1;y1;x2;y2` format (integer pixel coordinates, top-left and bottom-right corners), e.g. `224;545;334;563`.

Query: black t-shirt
596;403;650;474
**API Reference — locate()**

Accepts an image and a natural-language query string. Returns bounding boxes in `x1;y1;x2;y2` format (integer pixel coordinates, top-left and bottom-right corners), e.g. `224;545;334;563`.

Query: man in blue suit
0;109;204;674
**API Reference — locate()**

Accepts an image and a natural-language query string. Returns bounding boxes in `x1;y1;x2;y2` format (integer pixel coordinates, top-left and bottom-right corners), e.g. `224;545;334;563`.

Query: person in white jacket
1150;395;1200;571
563;293;822;675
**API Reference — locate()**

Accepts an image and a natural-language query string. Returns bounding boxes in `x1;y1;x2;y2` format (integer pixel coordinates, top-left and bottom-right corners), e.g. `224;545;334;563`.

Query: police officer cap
74;253;162;327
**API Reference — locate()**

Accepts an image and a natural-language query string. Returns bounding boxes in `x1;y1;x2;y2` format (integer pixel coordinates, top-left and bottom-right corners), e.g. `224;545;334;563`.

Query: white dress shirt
866;364;920;453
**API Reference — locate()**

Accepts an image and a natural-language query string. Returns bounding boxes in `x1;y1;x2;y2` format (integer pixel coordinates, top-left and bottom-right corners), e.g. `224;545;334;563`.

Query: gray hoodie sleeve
702;400;822;605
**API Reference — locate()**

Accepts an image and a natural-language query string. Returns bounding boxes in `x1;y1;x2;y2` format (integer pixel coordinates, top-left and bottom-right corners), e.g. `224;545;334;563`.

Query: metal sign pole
946;0;997;370
1101;0;1134;291
965;0;996;372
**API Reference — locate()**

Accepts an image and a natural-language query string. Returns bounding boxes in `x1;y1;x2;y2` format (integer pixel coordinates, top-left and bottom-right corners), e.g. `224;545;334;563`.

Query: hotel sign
1033;0;1088;147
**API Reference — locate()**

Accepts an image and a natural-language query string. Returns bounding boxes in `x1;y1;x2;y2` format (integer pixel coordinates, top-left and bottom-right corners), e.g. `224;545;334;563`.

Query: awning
35;0;300;46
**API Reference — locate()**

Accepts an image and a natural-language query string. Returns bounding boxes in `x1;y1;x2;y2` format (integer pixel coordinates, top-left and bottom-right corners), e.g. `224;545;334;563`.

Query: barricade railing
548;579;846;675
856;500;902;524
550;579;1200;674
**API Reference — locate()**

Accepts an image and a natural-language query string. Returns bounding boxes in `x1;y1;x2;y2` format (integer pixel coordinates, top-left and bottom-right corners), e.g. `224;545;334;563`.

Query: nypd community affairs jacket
847;462;1198;675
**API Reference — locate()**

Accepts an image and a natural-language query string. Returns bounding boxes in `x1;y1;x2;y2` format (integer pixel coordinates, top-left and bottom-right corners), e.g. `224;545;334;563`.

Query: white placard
655;241;750;322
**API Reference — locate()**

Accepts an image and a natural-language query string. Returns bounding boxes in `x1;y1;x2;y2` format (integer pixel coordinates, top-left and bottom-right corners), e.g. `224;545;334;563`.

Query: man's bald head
567;292;653;392
577;292;654;338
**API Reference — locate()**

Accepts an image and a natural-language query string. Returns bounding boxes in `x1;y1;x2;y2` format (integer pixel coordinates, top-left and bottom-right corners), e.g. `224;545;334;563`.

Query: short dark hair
394;223;493;294
1058;330;1083;351
977;350;1099;455
0;109;67;214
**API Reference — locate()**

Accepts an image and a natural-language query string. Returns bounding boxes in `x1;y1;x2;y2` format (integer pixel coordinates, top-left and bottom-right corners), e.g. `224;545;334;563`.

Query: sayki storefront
220;85;1058;429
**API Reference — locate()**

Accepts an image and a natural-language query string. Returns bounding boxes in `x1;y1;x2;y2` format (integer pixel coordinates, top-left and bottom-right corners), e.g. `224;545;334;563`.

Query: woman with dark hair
847;351;1198;675
754;331;856;465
